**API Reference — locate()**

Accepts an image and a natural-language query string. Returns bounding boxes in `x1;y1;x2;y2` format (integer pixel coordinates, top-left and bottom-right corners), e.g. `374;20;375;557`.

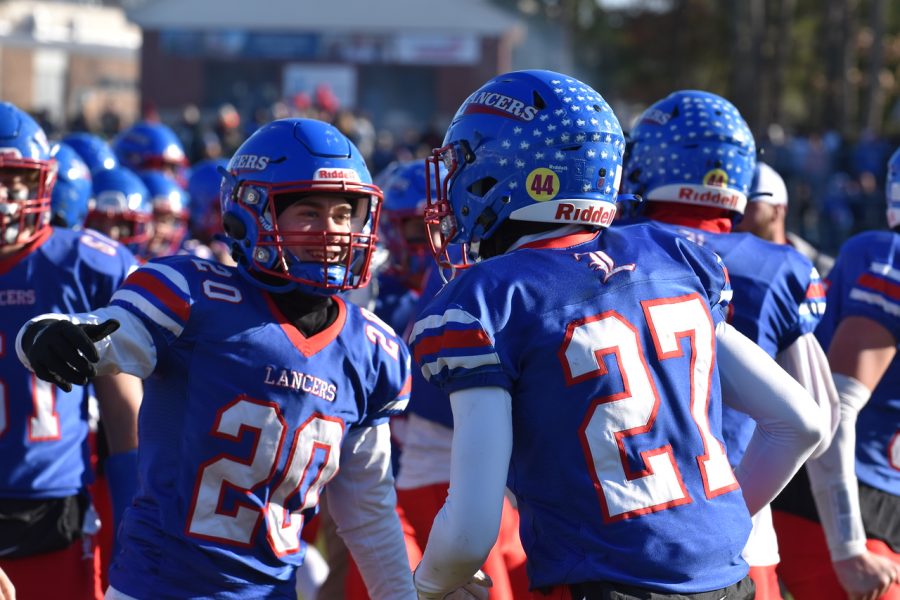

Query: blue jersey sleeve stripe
120;270;191;322
111;289;185;337
409;308;482;344
420;352;502;382
848;288;900;318
141;261;191;297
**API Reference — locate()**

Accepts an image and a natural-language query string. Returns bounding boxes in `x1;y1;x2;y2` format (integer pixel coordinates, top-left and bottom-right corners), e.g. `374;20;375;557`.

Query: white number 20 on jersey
561;293;737;522
186;396;343;555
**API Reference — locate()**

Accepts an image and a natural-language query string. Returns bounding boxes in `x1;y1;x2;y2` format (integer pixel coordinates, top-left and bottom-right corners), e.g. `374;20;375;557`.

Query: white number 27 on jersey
561;293;737;522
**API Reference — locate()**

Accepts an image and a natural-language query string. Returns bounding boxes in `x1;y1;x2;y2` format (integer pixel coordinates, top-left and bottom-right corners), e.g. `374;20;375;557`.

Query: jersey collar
513;225;599;251
0;227;53;276
263;293;347;357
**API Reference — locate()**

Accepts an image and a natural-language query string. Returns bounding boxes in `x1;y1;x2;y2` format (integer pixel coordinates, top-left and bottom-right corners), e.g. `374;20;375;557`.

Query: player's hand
0;565;15;600
414;568;492;600
833;552;899;600
23;319;120;392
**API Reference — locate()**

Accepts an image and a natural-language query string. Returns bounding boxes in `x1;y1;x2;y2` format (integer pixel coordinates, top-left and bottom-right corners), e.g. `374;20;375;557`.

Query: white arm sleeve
805;373;871;561
413;387;513;597
775;332;840;458
15;306;157;379
325;422;416;600
716;322;824;516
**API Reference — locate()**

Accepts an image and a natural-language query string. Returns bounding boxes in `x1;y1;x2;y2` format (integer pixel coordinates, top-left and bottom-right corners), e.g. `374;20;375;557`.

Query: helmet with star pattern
623;90;756;215
425;70;627;270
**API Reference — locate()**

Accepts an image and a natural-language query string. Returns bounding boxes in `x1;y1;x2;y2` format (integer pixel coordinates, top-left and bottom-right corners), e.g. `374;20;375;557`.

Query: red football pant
0;539;101;600
774;509;900;600
344;482;529;600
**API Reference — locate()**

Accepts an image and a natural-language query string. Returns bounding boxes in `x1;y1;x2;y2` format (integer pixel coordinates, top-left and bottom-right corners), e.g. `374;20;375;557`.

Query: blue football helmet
50;142;92;229
622;90;756;215
380;160;446;288
887;146;900;230
112;122;187;174
187;158;228;242
0;102;56;246
220;118;382;295
425;70;627;271
138;170;190;256
85;167;152;253
61;132;118;174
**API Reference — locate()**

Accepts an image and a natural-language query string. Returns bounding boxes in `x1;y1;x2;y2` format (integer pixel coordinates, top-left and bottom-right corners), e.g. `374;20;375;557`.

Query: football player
185;158;234;264
111;121;188;183
62;132;118;175
0;102;140;600
621;90;838;599
735;161;835;276
137;170;191;259
409;70;822;599
84;167;153;260
17;118;415;599
343;161;531;600
771;148;900;599
50;142;92;229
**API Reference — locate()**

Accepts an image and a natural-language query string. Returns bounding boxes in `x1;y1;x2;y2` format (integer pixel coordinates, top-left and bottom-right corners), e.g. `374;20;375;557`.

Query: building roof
127;0;520;36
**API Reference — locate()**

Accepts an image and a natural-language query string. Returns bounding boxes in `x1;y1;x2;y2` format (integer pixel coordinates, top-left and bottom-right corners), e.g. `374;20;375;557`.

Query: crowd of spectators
38;92;900;256
760;125;900;255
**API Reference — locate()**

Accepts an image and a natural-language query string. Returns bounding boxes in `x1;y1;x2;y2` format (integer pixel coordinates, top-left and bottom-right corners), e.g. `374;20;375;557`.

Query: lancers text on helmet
463;91;539;122
554;202;616;226
231;155;271;171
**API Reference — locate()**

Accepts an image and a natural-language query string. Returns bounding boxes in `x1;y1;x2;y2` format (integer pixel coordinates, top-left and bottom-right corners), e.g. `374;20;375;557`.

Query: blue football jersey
0;227;136;498
815;230;900;496
373;271;420;335
410;225;751;593
406;266;454;429
642;221;825;466
105;255;411;599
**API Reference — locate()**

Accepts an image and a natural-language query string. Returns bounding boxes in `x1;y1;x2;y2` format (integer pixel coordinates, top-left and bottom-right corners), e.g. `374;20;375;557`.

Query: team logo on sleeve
574;250;635;283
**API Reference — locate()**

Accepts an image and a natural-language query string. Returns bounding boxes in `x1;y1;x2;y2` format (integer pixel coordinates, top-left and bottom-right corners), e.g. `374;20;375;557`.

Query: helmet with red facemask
380;160;446;290
85;167;152;255
0;102;56;247
112;122;188;178
139;170;190;257
220;118;382;295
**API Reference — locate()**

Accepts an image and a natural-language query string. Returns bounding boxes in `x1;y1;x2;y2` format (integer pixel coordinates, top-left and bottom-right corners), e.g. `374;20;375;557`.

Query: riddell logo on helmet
314;168;361;181
463;92;539;122
678;187;741;209
554;202;615;225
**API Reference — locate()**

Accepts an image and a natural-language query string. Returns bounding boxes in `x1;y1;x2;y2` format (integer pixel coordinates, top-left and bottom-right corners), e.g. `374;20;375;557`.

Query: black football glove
22;319;120;392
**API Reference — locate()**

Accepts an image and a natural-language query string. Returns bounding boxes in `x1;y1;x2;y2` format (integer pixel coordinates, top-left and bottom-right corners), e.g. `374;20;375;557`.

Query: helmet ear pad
222;192;265;266
222;210;247;244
